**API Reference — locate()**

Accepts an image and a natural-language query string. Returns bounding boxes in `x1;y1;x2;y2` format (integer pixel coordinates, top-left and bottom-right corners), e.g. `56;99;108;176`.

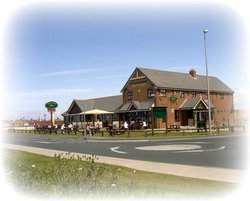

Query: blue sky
3;2;248;120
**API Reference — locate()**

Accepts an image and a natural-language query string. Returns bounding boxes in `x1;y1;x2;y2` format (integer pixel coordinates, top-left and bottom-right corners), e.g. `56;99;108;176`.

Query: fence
7;125;245;137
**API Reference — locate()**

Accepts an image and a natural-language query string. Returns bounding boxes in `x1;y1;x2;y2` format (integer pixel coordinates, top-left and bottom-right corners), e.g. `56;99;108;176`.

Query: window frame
127;91;133;100
159;89;166;97
191;91;196;98
180;91;185;98
147;89;154;98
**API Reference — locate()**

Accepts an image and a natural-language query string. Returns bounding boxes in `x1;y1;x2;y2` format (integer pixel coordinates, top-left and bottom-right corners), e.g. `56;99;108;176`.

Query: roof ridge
138;66;208;77
74;94;122;101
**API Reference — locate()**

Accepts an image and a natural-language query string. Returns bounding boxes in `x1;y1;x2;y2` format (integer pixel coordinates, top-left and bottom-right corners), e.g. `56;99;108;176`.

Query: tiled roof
123;67;234;93
63;95;123;115
118;100;154;112
179;97;216;110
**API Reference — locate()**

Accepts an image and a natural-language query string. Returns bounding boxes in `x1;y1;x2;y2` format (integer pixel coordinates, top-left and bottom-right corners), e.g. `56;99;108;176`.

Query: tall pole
50;111;54;127
203;29;212;134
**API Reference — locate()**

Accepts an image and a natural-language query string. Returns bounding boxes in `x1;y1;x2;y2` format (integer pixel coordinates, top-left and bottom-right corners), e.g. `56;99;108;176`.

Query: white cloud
39;68;96;77
2;88;91;119
3;88;92;104
14;88;91;96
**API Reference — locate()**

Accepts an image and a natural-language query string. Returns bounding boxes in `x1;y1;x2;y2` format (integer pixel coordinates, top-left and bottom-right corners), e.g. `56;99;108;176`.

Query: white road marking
174;146;226;153
33;141;52;144
135;144;201;151
110;146;128;154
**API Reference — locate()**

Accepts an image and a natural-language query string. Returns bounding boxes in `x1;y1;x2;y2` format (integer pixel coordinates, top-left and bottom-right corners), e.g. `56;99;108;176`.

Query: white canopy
79;109;114;115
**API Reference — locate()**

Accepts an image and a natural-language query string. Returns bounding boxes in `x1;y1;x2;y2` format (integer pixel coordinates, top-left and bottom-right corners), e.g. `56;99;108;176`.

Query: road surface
3;133;247;170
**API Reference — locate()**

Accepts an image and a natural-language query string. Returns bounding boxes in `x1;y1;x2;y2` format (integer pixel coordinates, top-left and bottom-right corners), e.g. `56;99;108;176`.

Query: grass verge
3;149;238;200
18;129;237;139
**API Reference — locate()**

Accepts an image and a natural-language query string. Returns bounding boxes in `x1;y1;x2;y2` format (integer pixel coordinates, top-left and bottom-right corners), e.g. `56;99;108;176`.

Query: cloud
4;88;91;102
2;88;92;119
39;68;96;77
15;88;91;96
73;74;128;82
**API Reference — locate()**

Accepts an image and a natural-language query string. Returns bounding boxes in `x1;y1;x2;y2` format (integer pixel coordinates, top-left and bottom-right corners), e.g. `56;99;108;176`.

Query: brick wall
122;75;234;128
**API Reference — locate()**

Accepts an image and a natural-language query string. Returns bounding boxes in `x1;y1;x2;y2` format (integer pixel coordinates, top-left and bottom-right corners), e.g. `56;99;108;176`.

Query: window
102;114;110;123
160;89;166;97
191;91;196;98
127;91;133;100
147;89;154;98
220;93;224;99
180;91;185;98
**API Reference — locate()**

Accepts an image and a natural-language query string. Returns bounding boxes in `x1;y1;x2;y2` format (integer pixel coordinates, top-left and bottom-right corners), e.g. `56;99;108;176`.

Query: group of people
107;121;148;131
121;121;147;130
37;120;148;135
59;123;73;133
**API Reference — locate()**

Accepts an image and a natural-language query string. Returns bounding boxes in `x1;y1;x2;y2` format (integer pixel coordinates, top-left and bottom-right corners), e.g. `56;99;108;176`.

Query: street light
203;29;212;134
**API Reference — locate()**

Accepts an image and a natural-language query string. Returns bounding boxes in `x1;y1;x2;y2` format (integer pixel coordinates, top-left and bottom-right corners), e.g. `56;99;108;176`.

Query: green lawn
19;129;234;138
3;149;238;200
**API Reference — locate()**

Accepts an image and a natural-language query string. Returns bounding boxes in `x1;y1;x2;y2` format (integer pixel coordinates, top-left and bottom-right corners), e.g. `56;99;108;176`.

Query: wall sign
169;95;178;103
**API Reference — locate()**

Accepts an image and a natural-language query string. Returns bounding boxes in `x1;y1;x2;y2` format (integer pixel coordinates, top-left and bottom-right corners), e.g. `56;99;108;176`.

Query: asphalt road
3;133;248;170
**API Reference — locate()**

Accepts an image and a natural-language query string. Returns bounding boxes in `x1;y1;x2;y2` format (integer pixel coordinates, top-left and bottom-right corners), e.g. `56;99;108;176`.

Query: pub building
62;67;234;129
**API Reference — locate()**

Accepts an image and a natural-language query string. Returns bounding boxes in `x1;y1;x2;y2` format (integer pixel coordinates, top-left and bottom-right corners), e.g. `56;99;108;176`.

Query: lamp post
203;29;212;135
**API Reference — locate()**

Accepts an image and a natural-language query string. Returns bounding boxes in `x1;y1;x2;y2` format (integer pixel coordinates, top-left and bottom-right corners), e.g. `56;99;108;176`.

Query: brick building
118;67;234;129
63;67;235;129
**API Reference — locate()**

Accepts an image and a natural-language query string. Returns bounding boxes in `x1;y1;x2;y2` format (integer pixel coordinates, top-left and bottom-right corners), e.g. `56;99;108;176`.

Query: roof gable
118;100;154;112
180;98;216;110
69;102;81;114
121;68;152;92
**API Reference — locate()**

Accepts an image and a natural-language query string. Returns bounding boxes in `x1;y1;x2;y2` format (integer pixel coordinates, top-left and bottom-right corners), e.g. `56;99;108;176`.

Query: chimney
189;69;197;78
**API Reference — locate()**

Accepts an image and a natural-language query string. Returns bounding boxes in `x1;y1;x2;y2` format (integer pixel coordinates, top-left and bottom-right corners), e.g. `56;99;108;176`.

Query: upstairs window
205;92;208;98
147;89;154;98
191;91;196;98
127;91;133;100
180;91;185;98
160;89;166;97
220;93;224;99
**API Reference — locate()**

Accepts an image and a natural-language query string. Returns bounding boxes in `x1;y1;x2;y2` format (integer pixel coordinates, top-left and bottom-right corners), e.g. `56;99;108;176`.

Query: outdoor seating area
8;124;245;138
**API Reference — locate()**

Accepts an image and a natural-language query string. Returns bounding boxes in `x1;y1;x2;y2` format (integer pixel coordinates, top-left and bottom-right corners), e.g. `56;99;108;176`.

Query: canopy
79;109;114;115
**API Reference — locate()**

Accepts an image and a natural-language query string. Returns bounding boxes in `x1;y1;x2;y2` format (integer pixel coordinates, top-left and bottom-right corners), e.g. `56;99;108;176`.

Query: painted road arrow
110;146;128;154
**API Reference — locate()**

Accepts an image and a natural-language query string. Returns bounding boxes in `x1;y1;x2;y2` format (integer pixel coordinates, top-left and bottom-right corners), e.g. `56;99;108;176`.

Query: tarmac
3;143;247;184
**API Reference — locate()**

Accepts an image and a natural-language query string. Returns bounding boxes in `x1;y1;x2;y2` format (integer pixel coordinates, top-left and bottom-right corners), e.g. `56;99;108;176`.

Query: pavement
3;142;246;184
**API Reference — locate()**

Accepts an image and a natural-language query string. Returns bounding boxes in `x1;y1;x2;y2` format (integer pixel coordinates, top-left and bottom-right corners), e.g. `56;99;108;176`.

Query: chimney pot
189;69;197;78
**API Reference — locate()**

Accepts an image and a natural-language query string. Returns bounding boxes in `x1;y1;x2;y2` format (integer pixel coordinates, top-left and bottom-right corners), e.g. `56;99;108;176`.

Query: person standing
61;124;65;134
123;121;128;130
142;121;147;129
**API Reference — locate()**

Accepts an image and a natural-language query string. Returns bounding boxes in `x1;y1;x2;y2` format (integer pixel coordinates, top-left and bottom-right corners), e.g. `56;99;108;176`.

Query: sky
1;0;249;120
